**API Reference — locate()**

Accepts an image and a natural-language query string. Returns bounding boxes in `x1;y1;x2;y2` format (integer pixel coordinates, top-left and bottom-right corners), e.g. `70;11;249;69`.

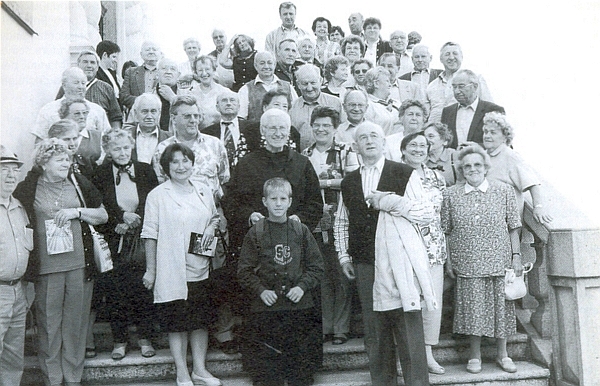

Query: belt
0;278;21;286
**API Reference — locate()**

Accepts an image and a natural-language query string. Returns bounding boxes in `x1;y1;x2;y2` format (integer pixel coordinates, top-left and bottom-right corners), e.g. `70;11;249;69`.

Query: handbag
70;174;113;273
208;231;242;308
90;225;113;273
504;262;533;300
119;231;146;268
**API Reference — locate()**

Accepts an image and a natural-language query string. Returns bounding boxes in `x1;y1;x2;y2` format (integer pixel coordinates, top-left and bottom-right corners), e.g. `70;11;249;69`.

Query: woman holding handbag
91;128;159;360
13;139;108;386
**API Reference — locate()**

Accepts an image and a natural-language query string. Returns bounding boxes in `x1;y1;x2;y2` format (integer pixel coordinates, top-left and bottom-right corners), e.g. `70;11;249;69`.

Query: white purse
504;262;533;300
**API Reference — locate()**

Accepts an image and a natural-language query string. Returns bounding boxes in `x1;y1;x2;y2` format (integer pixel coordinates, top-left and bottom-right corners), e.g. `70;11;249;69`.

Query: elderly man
378;53;424;103
363;67;401;136
124;93;170;163
208;29;235;89
56;50;122;128
441;69;505;149
337;89;368;144
426;42;492;122
348;13;365;38
238;51;297;122
203;90;257;170
153;58;181;132
389;30;413;76
0;147;30;386
265;2;309;55
120;41;161;110
223;108;321;256
399;45;443;95
298;37;321;67
96;40;121;98
275;39;304;94
290;64;342;151
152;95;229;198
32;67;111;140
362;17;392;66
178;37;201;76
334;121;431;386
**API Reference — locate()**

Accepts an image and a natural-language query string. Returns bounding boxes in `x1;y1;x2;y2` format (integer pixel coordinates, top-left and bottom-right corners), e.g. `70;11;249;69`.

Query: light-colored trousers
0;281;27;386
35;268;93;386
422;263;445;345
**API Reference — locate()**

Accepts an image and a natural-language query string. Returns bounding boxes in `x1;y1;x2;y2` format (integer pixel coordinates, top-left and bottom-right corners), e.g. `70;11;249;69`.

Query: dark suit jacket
96;67;120;93
202;119;255;168
340;159;414;265
441;99;505;149
376;39;393;62
120;66;147;109
399;68;443;84
91;161;158;258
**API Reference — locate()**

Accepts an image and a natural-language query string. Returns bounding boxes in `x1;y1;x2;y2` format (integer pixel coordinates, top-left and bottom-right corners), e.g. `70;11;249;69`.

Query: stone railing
520;184;600;386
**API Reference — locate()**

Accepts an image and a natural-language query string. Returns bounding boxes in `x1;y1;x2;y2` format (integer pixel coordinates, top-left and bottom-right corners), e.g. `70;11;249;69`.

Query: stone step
23;333;530;384
23;362;549;386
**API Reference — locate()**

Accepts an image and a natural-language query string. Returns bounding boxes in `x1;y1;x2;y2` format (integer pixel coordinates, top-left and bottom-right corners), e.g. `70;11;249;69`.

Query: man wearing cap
0;146;31;386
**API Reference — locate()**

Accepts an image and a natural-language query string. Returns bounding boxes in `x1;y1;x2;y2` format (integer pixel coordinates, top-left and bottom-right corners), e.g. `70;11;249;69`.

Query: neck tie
115;162;136;185
222;122;236;168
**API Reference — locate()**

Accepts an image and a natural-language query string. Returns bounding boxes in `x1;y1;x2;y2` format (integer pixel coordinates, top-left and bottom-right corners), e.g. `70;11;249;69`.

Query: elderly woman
340;35;365;67
482;112;552;223
364;67;401;136
322;55;350;98
385;99;428;161
58;98;103;165
313;17;341;66
442;144;523;374
13;139;108;386
218;34;258;92
142;143;221;386
399;132;448;374
425;122;458;186
301;107;358;346
48;119;94;179
91;129;159;360
189;55;229;129
179;37;201;76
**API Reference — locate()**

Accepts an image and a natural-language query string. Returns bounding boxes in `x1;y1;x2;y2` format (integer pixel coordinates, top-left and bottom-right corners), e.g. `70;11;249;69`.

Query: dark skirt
155;279;215;333
241;308;322;385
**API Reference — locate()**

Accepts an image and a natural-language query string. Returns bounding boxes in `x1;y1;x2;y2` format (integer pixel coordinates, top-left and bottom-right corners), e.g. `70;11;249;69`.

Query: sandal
111;343;127;360
138;339;156;358
332;333;348;345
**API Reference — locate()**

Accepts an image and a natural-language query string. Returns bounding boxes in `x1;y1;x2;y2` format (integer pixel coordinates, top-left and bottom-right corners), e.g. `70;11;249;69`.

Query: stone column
69;1;102;65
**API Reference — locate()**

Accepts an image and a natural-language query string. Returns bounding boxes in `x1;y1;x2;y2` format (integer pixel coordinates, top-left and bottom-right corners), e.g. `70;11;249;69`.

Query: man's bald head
62;67;87;99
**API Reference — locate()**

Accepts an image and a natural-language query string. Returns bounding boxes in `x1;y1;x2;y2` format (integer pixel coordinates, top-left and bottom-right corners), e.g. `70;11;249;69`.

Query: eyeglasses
452;83;475;91
390;36;406;41
312;123;334;129
354;69;369;74
345;103;366;109
178;113;201;120
263;126;290;134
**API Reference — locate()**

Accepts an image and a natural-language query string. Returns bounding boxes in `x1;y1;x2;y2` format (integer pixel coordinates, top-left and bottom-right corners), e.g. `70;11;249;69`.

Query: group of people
0;2;555;386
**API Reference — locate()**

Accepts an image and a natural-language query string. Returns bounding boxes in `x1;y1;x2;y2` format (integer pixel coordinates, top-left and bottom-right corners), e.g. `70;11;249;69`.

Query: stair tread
75;362;549;385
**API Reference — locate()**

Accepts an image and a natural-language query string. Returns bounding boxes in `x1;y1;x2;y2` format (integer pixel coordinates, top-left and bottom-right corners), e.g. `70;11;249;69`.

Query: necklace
39;178;67;217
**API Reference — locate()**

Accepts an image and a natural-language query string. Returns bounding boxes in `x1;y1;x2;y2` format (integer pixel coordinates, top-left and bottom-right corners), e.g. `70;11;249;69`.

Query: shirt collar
412;68;430;75
361;156;385;174
302;94;322;106
143;63;157;71
460;97;479;110
0;196;24;210
255;74;280;85
465;178;489;193
80;128;90;139
280;25;299;32
137;125;159;137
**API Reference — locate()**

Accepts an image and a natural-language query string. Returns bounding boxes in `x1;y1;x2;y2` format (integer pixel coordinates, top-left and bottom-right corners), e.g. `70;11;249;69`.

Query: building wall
1;2;72;172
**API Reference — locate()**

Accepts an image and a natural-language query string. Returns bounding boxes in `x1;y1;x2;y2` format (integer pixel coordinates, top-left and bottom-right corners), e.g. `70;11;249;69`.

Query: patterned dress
441;179;521;338
419;166;447;266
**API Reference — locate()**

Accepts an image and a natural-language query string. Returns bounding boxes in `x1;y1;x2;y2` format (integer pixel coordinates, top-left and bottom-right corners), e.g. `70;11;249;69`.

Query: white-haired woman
482;112;552;223
442;144;522;374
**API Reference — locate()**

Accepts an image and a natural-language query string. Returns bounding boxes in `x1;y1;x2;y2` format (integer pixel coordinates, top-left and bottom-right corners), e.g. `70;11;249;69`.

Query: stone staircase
22;323;550;385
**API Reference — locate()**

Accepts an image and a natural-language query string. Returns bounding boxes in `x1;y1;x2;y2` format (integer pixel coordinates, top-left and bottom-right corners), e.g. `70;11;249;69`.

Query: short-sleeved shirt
486;144;541;215
289;93;343;151
0;197;32;281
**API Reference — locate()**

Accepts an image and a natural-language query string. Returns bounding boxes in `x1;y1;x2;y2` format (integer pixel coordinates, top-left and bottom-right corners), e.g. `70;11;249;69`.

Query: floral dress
419;165;447;266
441;179;521;338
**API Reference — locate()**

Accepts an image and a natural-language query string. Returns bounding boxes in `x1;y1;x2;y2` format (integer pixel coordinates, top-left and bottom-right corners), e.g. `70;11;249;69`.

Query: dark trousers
379;309;430;386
